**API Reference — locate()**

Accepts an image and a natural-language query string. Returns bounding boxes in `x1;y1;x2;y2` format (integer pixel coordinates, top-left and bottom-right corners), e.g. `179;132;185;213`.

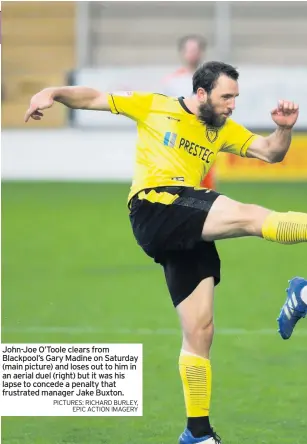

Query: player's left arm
246;100;299;163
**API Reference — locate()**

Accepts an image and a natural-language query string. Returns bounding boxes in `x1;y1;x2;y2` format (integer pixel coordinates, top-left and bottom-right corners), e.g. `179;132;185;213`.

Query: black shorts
129;186;221;307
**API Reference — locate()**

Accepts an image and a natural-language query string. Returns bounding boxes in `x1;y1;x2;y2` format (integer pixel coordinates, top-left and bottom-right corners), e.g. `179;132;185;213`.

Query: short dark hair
178;34;207;52
192;61;239;94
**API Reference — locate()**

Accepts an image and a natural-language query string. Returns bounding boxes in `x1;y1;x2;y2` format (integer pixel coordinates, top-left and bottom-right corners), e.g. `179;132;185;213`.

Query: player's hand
271;100;299;129
24;91;54;123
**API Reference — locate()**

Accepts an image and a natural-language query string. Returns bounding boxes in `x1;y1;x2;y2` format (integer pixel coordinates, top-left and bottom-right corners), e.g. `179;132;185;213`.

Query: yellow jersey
107;92;256;203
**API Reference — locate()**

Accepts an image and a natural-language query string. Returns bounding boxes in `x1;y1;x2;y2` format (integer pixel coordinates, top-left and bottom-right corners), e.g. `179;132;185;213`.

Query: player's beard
198;97;227;128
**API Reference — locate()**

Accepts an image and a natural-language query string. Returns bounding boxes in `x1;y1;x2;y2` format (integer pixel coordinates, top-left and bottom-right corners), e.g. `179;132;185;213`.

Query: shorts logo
206;128;218;143
164;132;177;148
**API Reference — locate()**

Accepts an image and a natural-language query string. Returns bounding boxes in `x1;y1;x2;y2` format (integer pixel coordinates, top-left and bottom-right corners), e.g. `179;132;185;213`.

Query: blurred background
1;2;307;444
2;1;307;180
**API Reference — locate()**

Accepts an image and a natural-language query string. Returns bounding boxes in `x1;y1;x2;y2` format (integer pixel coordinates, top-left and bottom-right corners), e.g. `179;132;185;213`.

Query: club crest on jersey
206;128;218;143
163;132;177;148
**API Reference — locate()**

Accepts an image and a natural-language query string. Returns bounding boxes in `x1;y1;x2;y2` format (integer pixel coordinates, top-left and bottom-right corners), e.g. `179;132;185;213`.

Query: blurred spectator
162;35;206;97
162;35;216;190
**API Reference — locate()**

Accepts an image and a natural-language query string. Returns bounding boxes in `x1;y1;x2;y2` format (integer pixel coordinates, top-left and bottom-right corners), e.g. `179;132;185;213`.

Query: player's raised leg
176;278;221;444
201;194;307;243
201;195;307;340
277;277;307;340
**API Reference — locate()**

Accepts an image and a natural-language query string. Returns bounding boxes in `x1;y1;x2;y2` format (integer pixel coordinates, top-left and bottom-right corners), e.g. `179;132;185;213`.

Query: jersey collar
178;97;194;115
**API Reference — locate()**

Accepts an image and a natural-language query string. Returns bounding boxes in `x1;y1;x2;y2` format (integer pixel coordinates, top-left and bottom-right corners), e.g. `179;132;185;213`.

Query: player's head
178;35;206;70
193;61;239;127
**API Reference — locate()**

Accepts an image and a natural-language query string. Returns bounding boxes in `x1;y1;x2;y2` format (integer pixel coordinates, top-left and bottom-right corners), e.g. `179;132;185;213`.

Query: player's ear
196;87;207;103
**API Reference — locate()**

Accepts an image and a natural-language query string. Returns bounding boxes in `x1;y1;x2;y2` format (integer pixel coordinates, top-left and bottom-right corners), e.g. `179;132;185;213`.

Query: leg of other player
201;168;216;190
201;195;307;243
176;277;218;441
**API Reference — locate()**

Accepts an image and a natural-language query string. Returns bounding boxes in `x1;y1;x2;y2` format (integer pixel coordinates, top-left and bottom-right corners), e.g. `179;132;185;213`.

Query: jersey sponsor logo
179;137;214;164
163;132;177;148
206;128;218;143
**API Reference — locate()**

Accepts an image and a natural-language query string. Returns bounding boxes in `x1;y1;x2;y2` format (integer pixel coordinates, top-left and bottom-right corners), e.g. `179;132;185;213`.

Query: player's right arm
25;87;153;123
24;86;110;122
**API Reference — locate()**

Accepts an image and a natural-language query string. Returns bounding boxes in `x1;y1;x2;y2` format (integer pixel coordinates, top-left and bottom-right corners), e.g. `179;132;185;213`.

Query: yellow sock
262;211;307;244
179;351;212;417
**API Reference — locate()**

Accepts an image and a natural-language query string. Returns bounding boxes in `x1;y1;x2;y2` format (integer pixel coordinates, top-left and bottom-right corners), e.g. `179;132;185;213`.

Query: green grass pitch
1;182;307;444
